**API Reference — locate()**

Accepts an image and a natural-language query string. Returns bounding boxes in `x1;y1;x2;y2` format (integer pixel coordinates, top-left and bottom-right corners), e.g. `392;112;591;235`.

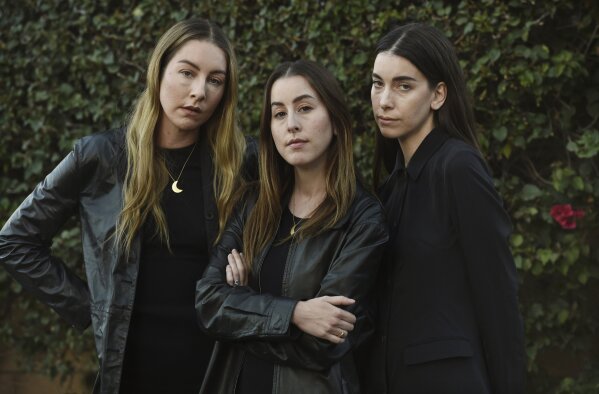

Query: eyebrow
271;94;316;107
177;60;226;75
372;72;417;83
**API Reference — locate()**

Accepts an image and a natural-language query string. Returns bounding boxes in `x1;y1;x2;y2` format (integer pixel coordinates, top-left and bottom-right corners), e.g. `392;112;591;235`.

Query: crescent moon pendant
171;181;183;193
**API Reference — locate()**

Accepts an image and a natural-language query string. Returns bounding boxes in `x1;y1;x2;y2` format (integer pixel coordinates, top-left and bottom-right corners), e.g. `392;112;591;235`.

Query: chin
379;128;403;139
177;121;205;132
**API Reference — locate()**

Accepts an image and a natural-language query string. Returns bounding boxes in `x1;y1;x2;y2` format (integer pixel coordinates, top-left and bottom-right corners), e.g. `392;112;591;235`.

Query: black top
236;208;296;394
120;143;214;393
369;128;524;393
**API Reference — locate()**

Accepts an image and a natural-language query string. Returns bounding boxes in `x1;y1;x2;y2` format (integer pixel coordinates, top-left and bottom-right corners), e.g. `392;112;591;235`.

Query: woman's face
270;75;334;171
371;52;440;141
158;39;227;136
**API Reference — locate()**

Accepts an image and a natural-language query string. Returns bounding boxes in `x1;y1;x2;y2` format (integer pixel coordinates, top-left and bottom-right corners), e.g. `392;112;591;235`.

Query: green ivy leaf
521;184;543;200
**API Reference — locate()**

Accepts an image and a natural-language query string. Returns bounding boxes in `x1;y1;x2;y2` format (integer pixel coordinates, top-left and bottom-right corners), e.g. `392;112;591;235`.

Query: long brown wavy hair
242;60;356;268
116;18;245;255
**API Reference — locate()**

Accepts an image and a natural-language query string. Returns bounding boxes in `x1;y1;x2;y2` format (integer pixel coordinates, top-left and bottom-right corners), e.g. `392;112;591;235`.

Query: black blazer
362;128;525;394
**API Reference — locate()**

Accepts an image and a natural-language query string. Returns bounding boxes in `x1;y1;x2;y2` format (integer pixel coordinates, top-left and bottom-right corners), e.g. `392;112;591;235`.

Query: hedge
1;0;598;392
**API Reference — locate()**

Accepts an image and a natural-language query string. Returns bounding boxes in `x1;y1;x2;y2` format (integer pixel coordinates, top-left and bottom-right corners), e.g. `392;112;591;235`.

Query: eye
297;105;313;113
273;110;286;119
208;76;224;86
180;70;193;78
372;79;383;88
398;83;411;91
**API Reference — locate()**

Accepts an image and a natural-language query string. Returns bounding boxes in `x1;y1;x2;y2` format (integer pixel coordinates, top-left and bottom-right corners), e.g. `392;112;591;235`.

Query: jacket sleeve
196;201;300;340
196;200;389;371
447;150;525;394
0;144;91;331
242;215;388;371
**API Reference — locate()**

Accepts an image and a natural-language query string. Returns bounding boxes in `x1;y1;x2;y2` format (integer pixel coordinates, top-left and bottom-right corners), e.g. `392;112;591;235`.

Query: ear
431;82;447;111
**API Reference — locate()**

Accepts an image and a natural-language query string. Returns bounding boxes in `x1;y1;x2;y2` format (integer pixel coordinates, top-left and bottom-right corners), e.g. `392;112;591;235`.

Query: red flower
550;204;585;229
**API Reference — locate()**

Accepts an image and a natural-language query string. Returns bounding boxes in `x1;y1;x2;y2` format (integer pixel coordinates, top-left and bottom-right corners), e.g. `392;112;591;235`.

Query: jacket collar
393;127;449;180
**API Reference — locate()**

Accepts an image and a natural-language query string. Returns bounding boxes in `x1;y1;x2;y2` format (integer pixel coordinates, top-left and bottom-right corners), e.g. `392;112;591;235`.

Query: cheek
208;87;225;108
270;125;285;149
159;77;180;105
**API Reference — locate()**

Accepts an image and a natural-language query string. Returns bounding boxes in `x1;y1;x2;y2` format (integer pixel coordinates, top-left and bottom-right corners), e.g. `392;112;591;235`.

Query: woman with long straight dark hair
0;18;256;393
364;23;525;393
195;60;388;394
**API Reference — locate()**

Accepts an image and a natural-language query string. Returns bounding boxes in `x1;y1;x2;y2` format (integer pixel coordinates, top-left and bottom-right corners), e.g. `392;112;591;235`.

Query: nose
287;112;300;133
190;78;206;101
378;88;393;110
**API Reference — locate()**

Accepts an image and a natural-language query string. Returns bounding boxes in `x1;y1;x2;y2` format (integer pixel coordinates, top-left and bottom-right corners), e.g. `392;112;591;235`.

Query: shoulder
244;135;258;154
347;183;387;227
241;135;259;181
72;127;125;180
74;127;125;162
435;138;490;178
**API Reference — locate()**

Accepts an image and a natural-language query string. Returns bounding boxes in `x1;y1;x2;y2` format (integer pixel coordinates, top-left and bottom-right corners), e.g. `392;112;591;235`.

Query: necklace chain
289;194;304;236
290;213;302;236
165;142;197;193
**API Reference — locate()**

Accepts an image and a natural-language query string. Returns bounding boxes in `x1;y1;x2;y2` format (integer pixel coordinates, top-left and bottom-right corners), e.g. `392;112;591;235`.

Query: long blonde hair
243;60;356;268
116;18;245;255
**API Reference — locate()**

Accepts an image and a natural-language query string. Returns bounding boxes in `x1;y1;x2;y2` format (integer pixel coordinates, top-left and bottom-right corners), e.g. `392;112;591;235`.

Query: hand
225;249;248;287
291;296;357;344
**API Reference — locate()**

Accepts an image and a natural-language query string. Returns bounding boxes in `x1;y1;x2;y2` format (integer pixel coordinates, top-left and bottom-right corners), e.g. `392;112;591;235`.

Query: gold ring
338;329;346;338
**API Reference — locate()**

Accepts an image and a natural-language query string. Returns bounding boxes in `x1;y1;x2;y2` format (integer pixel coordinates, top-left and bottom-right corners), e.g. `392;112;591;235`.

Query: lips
287;138;308;148
377;115;398;126
182;105;202;114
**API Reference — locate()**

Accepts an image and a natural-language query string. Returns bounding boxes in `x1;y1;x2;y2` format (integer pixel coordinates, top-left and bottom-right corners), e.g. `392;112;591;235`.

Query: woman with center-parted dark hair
360;22;525;394
0;18;257;393
195;60;388;394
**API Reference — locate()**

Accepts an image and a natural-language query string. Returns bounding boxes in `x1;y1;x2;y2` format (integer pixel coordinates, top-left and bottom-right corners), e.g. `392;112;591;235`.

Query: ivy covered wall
1;1;598;392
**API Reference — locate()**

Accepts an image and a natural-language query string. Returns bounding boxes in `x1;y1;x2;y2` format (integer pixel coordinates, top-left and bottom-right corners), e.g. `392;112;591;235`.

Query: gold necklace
290;213;303;236
289;194;304;236
165;142;197;194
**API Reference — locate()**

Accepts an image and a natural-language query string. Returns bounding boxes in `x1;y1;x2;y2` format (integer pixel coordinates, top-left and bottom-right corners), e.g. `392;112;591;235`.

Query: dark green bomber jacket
195;183;389;394
0;127;258;394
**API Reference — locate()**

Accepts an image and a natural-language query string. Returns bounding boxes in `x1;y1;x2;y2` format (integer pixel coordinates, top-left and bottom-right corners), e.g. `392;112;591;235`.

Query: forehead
373;52;423;79
168;39;227;71
270;75;317;103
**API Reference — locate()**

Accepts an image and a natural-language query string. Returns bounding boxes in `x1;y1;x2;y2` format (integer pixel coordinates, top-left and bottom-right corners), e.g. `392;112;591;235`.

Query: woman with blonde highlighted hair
196;60;388;394
0;18;256;393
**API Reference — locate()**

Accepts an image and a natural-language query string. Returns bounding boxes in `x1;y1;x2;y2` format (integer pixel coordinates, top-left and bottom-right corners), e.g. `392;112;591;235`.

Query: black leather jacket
195;185;388;394
0;128;257;394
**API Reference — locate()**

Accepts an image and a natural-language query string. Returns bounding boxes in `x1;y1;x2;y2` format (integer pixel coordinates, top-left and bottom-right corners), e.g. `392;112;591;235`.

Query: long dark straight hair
372;22;480;186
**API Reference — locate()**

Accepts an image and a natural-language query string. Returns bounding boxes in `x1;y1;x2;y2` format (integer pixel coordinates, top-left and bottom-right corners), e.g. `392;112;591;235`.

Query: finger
328;328;349;344
325;296;355;306
332;308;357;324
231;249;247;285
225;265;235;286
324;333;344;344
335;320;355;332
227;253;240;285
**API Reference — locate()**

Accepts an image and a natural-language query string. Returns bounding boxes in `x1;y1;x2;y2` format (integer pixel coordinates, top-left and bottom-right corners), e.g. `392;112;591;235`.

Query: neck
290;166;327;218
398;123;435;166
156;118;199;148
